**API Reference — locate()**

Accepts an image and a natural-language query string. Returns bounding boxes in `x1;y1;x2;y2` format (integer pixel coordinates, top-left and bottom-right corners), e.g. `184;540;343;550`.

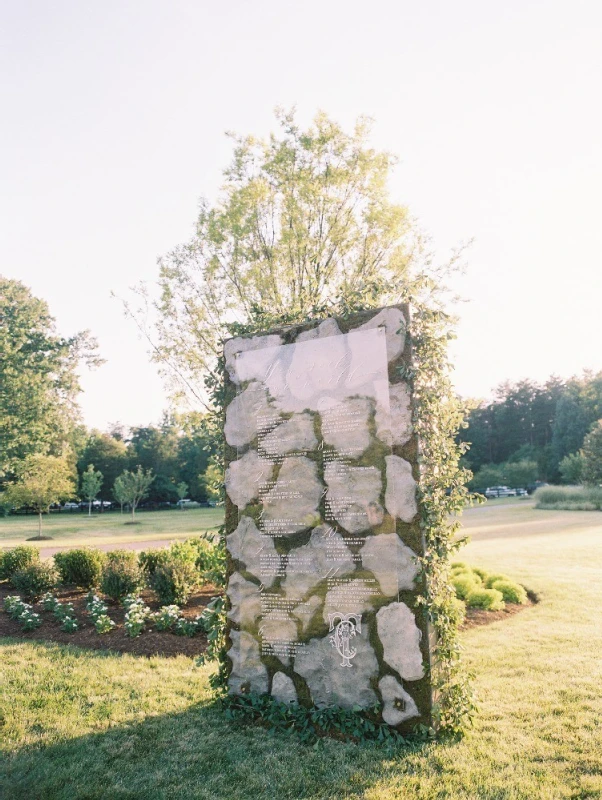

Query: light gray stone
296;317;342;342
225;382;271;447
384;455;417;523
376;602;424;681
261;456;322;536
282;525;355;599
225;450;274;509
224;334;283;384
325;461;382;533
360;533;419;597
226;515;279;579
271;672;298;704
259;412;317;457
375;382;413;446
227;573;261;629
322;578;379;623
379;675;420;725
321;397;372;457
259;610;298;645
294;632;379;709
284;333;348;411
228;630;269;694
357;307;406;362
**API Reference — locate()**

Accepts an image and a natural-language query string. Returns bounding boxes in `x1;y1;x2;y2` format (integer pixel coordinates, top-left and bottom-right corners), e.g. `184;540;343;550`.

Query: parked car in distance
92;500;112;508
63;502;79;510
485;486;528;499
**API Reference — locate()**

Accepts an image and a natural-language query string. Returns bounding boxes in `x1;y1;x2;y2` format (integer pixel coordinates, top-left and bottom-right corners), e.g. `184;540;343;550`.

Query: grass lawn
2;502;602;798
0;508;224;550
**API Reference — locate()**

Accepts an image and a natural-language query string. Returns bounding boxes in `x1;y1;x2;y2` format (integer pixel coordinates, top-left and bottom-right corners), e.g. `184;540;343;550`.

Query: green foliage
483;573;511;588
490;579;528;605
151;557;199;606
0;545;40;581
113;466;154;521
582;420;602;486
11;562;58;600
85;593;109;621
94;614;115;634
60;615;79;633
409;299;480;736
452;572;480;600
54;548;105;589
78;432;129;503
465;588;505;611
0;276;100;478
81;463;103;511
100;551;143;601
4;595;27;617
123;597;151;637
186;533;227;587
558;451;585;484
196;595;228;690
138;547;169;576
222;693;420;747
152;605;180;631
535;484;602;510
3;454;76;537
40;592;59;611
174;617;198;637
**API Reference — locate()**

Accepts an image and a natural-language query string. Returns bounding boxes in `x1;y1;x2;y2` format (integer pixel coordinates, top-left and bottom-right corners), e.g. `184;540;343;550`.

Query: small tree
176;481;188;509
81;463;103;516
582;421;602;485
504;460;538;490
113;474;127;514
114;467;154;523
559;451;584;485
4;455;75;539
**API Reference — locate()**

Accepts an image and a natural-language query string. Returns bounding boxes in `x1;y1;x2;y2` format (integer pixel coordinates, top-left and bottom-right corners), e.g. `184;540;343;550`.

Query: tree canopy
133;109;443;407
0;276;101;479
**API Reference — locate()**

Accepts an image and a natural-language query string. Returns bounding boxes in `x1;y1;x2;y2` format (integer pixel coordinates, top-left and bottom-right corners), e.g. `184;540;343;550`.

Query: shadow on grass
0;648;431;800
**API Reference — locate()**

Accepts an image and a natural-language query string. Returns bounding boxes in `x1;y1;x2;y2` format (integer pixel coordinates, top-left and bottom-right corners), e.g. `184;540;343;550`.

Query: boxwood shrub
101;550;143;601
54;548;106;589
490;579;528;605
151;557;199;606
11;562;58;600
465;587;505;611
0;545;40;582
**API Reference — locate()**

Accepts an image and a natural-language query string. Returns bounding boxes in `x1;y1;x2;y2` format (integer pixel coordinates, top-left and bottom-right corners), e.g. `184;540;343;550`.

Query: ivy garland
197;296;478;741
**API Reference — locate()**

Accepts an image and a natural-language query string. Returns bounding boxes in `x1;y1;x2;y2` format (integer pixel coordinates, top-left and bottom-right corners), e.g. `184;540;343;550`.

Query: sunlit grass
2;503;602;798
0;508;224;549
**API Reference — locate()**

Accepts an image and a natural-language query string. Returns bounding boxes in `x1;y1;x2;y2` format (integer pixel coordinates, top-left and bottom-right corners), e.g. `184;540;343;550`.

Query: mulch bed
461;594;537;630
0;583;217;658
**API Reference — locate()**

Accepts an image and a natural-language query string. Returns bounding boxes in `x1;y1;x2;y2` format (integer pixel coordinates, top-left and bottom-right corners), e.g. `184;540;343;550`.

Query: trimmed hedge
0;545;40;582
54;548;106;589
11;562;58;600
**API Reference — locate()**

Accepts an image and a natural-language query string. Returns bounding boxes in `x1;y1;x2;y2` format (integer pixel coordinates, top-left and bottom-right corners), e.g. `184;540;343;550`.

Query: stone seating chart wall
223;305;432;730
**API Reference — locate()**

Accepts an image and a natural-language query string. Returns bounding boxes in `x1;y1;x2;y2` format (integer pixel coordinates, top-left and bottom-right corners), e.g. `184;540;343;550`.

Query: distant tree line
460;372;602;488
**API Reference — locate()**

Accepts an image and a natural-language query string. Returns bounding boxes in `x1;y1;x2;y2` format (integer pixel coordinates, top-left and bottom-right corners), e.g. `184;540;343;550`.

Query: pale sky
2;1;601;430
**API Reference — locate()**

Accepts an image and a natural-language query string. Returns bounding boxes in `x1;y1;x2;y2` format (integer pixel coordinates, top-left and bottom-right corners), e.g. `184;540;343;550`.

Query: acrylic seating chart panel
223;305;432;730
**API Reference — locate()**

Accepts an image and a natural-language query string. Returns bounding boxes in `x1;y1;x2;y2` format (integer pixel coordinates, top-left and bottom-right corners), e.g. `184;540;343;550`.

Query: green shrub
11;562;58;600
452;572;480;600
138;548;169;577
470;567;489;582
168;540;199;566
54;548;105;589
491;579;528;605
101;551;142;601
465;587;505;611
60;615;79;633
95;614;115;634
451;561;468;572
151;557;199;606
123;599;151;637
484;573;511;589
152;605;180;631
534;485;602;510
0;545;40;581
